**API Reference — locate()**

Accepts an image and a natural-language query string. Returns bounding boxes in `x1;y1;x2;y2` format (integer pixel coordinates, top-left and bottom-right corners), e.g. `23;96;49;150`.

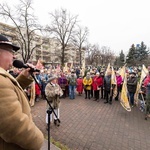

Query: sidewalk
32;95;150;150
41;140;60;150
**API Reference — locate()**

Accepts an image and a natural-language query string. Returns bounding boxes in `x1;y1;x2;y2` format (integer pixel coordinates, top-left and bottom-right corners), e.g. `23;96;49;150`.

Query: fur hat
48;75;57;82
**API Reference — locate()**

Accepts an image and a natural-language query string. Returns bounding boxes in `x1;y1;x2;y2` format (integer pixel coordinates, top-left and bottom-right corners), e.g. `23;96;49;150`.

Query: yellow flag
105;63;111;76
134;82;140;106
82;62;85;76
118;64;126;80
111;66;117;99
139;64;148;88
134;64;148;105
120;73;131;111
70;63;73;69
63;63;68;72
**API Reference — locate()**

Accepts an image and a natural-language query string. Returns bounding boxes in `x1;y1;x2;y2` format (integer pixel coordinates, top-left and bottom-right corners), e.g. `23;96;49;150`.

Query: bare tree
46;8;78;67
0;0;43;63
85;44;115;66
72;25;89;68
100;46;115;66
85;44;100;66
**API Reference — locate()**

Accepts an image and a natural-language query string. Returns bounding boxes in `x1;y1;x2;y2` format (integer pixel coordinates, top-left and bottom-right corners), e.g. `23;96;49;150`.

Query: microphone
13;60;40;72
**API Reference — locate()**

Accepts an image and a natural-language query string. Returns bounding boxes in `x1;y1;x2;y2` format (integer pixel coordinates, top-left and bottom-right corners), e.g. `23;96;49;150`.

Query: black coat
127;76;138;93
104;75;111;91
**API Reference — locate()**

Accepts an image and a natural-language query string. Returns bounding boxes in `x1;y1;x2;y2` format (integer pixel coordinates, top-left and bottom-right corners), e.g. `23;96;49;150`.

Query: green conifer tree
136;42;149;62
126;44;136;66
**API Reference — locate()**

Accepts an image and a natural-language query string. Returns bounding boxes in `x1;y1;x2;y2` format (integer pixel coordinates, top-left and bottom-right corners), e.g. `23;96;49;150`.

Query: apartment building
0;22;85;68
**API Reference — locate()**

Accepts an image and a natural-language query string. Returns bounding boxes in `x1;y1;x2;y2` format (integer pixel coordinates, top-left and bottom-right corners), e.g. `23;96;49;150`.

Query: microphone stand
30;72;60;150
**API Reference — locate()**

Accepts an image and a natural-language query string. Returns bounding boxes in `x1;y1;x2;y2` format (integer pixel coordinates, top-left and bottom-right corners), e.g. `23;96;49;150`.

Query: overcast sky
1;0;150;55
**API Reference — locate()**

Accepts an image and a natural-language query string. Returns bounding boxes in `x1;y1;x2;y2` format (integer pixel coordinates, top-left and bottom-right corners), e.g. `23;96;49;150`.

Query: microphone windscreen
13;60;24;68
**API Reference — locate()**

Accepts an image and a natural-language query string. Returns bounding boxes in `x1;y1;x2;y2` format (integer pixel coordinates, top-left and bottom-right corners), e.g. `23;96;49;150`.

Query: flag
134;82;140;106
55;64;61;73
118;64;126;80
120;73;131;111
70;63;73;69
105;63;111;76
36;59;44;70
111;66;117;99
82;62;85;76
134;64;148;105
139;64;148;88
63;63;68;72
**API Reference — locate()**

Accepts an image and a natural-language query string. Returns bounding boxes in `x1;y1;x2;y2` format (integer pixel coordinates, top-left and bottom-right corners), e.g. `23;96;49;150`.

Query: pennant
120;73;131;111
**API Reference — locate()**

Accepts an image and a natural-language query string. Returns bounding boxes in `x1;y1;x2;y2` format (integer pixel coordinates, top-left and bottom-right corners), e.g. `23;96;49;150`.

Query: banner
120;73;131;111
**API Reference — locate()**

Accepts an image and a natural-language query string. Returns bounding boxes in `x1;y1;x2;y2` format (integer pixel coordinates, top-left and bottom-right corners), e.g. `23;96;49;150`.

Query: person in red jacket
76;74;84;95
92;72;103;101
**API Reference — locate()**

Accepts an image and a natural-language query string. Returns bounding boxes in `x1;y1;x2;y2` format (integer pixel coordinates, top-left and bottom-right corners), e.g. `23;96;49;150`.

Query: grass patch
45;136;70;150
51;138;70;150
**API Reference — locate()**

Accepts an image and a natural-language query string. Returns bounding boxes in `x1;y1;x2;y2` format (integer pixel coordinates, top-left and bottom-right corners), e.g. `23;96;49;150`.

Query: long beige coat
45;82;63;109
0;67;44;150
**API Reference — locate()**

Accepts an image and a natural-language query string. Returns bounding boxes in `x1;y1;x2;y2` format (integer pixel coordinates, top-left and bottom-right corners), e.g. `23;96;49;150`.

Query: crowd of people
9;62;150;122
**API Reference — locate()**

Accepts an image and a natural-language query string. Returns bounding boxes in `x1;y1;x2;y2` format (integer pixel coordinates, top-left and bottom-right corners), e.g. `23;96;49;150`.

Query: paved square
32;95;150;150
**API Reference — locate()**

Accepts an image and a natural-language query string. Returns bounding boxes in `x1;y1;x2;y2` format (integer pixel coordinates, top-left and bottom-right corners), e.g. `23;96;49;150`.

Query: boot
145;115;148;120
54;119;57;125
109;101;112;104
54;119;60;126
